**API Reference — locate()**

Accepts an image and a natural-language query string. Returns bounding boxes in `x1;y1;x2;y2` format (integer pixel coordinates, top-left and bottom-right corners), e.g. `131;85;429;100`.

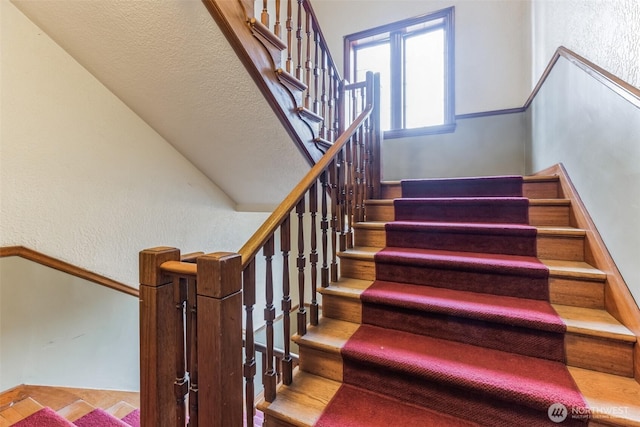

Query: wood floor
0;384;139;426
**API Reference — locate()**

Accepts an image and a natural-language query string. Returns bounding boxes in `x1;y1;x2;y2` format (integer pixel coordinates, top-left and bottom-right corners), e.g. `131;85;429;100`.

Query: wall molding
0;246;138;297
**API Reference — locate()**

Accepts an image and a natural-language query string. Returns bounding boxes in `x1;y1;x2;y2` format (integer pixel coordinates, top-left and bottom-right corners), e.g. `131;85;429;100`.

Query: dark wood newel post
196;252;244;427
139;247;181;427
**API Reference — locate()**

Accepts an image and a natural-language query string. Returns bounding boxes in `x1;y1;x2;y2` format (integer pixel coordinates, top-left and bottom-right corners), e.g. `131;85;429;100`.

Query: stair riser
321;294;362;323
298;347;343;382
549;277;604;309
356;228;585;262
529;205;571;226
565;335;634;377
340;258;375;281
523;181;560;199
537;235;585;261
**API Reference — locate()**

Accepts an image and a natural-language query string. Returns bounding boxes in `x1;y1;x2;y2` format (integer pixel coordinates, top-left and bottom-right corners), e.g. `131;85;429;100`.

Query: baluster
320;171;330;287
351;130;361;228
329;159;339;282
261;0;269;27
243;259;257;417
296;198;307;336
286;0;293;73
345;139;354;249
309;182;319;325
174;277;188;427
327;67;335;141
264;236;277;402
358;124;367;222
274;0;282;37
337;149;347;252
187;277;199;426
305;10;312;108
313;29;320;114
320;50;328;138
296;0;303;80
280;217;293;385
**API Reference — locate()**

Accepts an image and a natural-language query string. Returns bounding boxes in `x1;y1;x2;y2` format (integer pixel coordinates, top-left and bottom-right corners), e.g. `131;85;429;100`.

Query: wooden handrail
238;91;374;267
0;245;138;297
525;46;640;109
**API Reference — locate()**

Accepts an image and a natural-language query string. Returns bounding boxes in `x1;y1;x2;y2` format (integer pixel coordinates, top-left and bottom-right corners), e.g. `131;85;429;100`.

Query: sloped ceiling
11;0;310;210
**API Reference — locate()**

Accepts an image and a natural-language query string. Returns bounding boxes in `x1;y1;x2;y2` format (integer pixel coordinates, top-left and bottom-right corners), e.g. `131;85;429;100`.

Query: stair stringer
201;0;324;165
536;163;640;383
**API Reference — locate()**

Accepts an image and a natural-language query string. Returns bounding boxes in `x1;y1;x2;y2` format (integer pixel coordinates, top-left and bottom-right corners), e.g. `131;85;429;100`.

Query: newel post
196;252;244;427
139;247;181;427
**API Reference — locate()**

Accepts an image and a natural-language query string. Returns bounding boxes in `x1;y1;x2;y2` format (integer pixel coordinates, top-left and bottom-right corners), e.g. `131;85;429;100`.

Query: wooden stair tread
105;401;138;419
537;226;586;236
542;259;606;280
569;367;640;426
553;304;636;342
529;198;571;206
353;221;387;230
0;397;44;425
293;318;358;354
258;370;341;427
523;175;559;183
318;277;371;299
57;399;96;422
337;246;379;260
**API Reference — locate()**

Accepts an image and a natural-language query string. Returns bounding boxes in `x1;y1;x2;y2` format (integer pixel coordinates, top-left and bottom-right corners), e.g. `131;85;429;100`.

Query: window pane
404;29;445;128
355;43;391;131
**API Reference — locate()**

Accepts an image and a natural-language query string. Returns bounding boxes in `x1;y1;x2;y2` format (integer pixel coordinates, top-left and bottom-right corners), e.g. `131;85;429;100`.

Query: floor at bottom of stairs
0;384;139;426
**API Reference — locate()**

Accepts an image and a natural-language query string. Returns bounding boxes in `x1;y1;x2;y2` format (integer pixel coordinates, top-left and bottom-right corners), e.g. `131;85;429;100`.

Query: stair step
337;246;378;281
57;399;96;422
523;175;560;199
529;198;572;226
365;198;572;226
0;397;44;426
318;277;371;323
569;367;640;427
554;304;636;377
293;318;358;381
380;175;560;200
258;370;341;427
105;401;138;420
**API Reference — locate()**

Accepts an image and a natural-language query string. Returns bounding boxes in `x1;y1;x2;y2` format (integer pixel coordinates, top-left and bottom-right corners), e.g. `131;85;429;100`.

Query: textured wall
1;1;268;286
532;0;640;88
1;258;139;391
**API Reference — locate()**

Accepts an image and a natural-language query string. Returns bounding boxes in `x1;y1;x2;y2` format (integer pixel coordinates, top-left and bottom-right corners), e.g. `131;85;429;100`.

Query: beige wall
1;1;269;286
532;0;640;89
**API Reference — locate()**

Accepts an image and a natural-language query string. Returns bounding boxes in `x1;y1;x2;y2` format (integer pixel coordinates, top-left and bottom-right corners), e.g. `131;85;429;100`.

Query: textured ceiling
11;0;310;210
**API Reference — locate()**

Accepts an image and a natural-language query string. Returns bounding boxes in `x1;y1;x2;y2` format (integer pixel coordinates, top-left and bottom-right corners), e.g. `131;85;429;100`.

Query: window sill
383;122;457;139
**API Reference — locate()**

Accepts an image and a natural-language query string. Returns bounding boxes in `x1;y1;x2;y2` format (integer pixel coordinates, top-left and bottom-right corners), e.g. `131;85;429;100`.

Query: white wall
313;0;531;114
312;0;532;180
0;257;139;391
527;57;640;307
532;0;640;89
1;1;269;287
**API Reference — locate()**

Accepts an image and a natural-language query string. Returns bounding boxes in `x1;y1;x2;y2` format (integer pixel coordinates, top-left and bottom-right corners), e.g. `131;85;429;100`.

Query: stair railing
140;71;380;427
203;0;347;161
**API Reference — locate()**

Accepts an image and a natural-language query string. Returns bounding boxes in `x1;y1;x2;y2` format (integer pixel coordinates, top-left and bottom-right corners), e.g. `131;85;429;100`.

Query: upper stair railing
202;0;348;162
140;69;380;427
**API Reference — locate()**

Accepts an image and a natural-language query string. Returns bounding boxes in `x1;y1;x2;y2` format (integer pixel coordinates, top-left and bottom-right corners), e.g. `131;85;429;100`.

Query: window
344;7;455;138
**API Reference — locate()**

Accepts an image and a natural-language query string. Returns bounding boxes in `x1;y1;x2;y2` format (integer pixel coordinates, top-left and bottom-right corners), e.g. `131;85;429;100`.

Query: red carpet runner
316;175;589;426
13;408;140;427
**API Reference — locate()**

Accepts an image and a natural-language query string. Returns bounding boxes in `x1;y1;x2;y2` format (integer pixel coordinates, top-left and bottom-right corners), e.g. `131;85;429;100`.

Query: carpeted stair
316;175;589;426
11;407;139;427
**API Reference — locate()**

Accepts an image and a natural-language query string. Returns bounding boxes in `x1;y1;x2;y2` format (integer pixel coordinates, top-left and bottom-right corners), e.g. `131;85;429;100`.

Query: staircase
0;385;139;427
259;174;640;426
